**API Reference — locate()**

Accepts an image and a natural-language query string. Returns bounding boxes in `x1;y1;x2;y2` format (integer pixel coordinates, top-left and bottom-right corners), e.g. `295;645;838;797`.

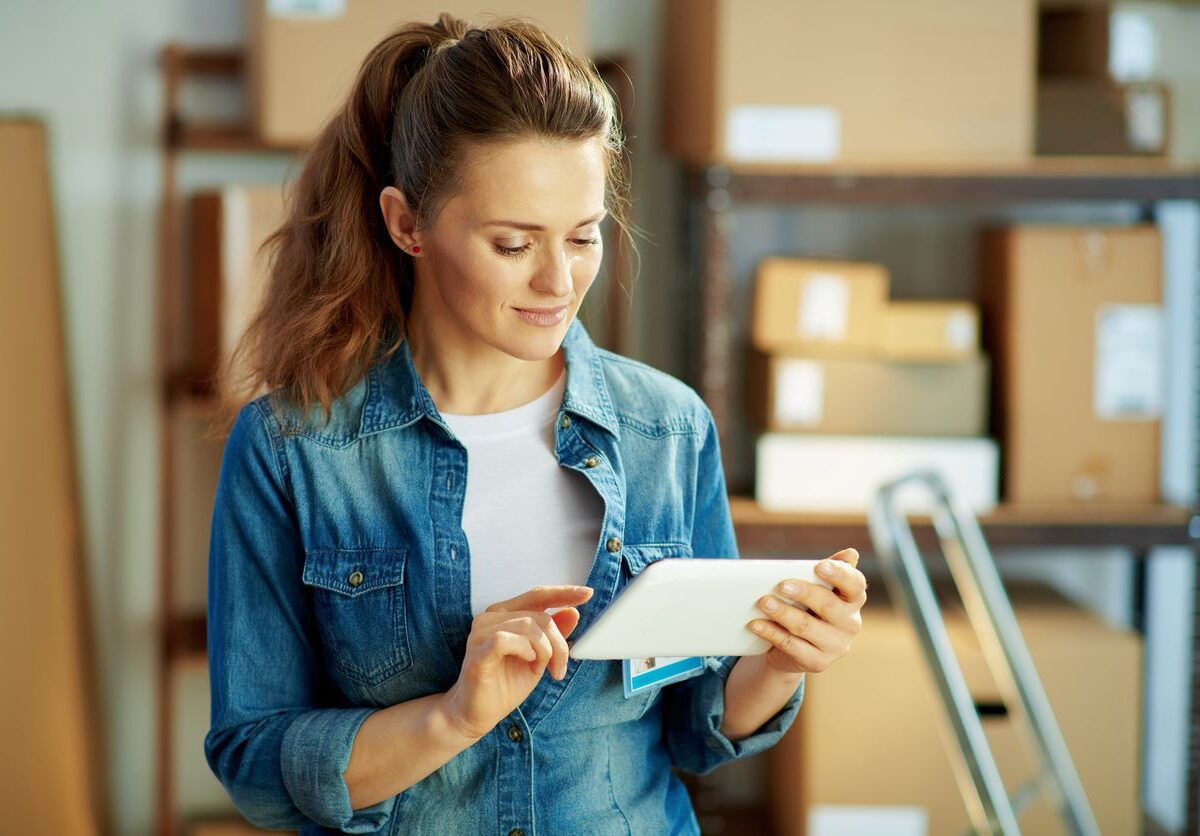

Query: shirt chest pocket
302;547;413;688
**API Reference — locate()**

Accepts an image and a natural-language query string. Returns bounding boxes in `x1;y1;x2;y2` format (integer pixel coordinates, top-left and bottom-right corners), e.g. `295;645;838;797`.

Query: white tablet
568;558;832;659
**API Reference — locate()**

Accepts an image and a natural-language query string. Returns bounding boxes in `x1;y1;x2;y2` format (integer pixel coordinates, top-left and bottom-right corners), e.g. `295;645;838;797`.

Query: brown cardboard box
247;0;588;148
751;258;888;354
746;351;989;436
0;119;102;832
880;301;980;361
1038;78;1170;156
188;185;286;388
981;225;1162;503
768;583;1141;836
662;0;1035;165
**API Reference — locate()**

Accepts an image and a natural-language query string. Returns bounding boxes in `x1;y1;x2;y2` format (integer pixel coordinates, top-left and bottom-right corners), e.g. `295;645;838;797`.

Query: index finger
485;584;594;614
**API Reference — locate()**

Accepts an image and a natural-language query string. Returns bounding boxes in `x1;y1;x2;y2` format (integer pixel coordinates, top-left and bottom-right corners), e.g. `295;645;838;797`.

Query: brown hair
208;12;634;437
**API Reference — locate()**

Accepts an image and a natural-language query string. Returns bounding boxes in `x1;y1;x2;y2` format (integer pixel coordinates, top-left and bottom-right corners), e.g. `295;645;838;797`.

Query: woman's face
404;136;608;362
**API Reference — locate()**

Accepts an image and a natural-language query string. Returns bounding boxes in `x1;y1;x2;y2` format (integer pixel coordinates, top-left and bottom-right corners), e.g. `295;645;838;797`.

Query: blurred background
2;0;1199;834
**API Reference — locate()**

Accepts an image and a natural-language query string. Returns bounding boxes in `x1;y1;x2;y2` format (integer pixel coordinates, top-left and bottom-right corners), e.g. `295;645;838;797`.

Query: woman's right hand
442;584;594;740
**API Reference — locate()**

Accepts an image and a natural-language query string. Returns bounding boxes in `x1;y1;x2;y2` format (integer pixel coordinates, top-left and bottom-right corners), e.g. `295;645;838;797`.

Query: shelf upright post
1188;200;1200;836
154;42;184;836
694;165;736;474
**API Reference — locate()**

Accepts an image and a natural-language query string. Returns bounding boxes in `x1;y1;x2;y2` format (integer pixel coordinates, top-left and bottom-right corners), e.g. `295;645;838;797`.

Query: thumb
829;547;859;569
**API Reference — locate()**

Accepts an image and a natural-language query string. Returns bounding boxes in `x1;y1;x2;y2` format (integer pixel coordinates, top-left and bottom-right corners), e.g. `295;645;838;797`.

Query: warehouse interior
2;0;1199;834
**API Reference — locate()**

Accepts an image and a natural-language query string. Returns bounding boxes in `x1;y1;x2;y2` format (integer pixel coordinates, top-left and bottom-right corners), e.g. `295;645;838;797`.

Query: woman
204;13;866;835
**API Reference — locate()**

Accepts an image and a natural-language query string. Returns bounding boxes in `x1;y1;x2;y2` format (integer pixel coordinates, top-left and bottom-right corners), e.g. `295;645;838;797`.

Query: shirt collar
360;317;621;439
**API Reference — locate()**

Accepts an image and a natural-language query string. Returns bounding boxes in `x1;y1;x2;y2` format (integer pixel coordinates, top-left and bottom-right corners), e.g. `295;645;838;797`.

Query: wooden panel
0;118;102;833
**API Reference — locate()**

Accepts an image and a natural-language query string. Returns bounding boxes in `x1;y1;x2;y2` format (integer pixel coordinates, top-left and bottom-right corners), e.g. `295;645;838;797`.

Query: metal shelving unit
153;43;301;836
686;160;1200;833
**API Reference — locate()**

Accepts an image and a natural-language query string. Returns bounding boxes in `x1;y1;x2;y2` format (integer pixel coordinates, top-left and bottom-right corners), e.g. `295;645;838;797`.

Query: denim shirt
204;318;804;835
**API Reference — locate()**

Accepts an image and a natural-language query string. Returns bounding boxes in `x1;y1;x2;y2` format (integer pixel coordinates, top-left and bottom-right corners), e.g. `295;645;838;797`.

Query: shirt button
507;725;523;743
347;570;364;587
509;830;525;836
559;414;571;429
583;455;601;468
606;537;622;553
449;546;457;560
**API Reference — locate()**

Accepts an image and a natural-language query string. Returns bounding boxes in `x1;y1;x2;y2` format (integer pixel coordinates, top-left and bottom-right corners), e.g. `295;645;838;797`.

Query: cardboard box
746;351;989;436
662;0;1035;165
1038;78;1170;156
0;118;102;833
751;258;888;355
754;435;999;514
880;301;980;361
188;185;286;389
768;583;1141;836
248;0;588;148
981;225;1162;503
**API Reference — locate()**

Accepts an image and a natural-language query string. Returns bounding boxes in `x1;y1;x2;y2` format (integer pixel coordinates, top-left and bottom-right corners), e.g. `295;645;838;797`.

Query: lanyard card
623;655;706;698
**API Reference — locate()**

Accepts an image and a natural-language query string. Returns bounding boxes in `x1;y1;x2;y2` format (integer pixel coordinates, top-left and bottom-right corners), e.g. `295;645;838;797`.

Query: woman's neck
406;313;565;416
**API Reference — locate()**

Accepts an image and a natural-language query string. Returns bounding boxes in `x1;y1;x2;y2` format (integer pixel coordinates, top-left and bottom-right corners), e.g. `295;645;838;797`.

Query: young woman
204;13;866;835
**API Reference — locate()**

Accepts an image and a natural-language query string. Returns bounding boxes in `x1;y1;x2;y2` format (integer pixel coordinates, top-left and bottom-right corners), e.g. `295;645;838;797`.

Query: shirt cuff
280;707;397;832
692;655;805;768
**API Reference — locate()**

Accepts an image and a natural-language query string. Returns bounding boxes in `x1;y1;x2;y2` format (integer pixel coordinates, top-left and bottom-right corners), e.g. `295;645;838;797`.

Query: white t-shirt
441;369;605;618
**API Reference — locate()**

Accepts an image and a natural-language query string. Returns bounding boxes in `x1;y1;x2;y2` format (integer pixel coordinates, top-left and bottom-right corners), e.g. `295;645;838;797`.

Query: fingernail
780;582;797;595
762;596;779;611
751;622;765;633
817;562;835;576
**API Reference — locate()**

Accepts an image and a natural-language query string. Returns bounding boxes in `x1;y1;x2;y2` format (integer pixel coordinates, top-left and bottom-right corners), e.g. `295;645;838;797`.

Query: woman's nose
530;246;573;298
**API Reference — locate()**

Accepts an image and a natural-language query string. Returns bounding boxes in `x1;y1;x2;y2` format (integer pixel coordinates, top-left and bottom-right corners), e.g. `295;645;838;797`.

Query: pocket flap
620;542;691;575
302;547;407;597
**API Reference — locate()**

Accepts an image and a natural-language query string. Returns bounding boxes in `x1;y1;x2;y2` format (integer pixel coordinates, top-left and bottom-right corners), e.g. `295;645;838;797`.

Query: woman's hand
442;584;593;741
749;548;866;676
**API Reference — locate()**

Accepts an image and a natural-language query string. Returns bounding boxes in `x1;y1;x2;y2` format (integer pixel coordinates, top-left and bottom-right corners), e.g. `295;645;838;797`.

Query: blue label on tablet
623;656;706;697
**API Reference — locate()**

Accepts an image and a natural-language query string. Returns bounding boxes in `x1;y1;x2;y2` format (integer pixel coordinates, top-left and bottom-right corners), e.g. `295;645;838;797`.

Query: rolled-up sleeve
204;399;396;832
664;404;805;775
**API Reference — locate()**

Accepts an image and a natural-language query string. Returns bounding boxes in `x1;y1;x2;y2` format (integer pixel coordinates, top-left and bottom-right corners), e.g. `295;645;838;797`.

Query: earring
410;245;421;254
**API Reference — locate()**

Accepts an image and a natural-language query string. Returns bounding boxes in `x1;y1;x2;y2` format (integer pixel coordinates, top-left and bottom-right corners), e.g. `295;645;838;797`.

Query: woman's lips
514;305;568;327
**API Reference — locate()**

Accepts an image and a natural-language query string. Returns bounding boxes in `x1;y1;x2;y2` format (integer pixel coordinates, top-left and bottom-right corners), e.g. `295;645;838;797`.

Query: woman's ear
379;186;423;254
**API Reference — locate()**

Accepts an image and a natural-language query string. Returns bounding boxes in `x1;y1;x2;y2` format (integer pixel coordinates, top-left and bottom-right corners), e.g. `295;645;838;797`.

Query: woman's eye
571;238;601;249
494;243;532;257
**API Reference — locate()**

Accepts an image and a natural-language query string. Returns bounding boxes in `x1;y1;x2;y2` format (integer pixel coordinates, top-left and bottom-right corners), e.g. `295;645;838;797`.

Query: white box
755;435;999;514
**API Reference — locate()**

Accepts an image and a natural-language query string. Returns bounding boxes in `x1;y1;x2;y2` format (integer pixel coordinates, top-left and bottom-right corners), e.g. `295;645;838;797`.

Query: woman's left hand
749;547;867;676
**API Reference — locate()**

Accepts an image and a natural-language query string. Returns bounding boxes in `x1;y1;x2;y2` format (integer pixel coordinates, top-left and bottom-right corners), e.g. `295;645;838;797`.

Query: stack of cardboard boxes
748;258;999;513
1037;1;1170;156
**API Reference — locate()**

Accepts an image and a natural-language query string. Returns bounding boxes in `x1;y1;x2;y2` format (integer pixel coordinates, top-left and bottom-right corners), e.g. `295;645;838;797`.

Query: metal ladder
867;470;1101;836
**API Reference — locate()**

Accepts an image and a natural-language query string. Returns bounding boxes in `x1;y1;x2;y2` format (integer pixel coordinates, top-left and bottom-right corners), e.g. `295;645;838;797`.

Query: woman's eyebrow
480;210;608;231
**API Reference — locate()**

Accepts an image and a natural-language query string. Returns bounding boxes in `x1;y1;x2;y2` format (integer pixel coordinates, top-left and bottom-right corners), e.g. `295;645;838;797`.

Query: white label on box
1126;87;1166;152
1094;304;1163;420
945;311;976;351
774;359;824;427
726;105;841;162
268;0;346;18
798;274;850;341
808;805;928;836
